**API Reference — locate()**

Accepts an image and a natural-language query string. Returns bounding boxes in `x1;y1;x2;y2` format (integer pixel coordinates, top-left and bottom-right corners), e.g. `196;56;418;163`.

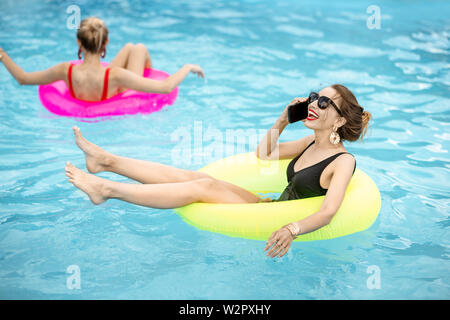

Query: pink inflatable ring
38;61;178;118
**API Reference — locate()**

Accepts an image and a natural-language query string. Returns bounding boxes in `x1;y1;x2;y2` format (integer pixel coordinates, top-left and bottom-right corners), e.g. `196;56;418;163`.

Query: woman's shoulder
53;62;72;75
59;62;72;69
338;152;355;161
48;62;72;79
336;145;355;160
334;152;356;172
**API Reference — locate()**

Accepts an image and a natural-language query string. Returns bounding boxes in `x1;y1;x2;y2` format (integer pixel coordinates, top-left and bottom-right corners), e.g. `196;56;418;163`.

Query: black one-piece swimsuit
276;140;356;201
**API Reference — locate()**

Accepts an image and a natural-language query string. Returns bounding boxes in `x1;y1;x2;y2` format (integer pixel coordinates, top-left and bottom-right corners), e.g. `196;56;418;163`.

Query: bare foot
72;126;112;173
65;162;108;205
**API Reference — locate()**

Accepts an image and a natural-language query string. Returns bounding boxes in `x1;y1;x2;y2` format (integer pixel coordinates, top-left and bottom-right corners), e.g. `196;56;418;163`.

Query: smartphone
288;100;309;123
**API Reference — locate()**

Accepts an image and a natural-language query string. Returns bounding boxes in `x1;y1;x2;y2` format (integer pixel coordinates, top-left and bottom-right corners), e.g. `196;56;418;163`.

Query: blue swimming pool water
0;0;449;299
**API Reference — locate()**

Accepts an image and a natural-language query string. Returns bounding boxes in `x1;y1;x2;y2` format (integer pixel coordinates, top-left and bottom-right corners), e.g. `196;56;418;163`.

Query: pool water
0;0;449;299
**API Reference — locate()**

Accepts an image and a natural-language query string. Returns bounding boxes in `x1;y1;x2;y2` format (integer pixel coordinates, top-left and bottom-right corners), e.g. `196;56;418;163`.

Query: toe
66;162;75;171
65;167;74;178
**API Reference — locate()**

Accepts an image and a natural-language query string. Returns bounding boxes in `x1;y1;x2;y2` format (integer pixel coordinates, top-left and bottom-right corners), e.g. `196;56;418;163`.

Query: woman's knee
196;176;217;188
123;43;147;54
123;43;135;51
192;177;248;204
193;177;220;196
190;171;210;180
134;43;148;53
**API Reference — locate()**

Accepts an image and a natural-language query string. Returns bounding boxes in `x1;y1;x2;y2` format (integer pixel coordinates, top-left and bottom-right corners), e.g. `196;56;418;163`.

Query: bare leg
73;126;208;184
109;43;133;69
72;126;261;202
127;43;152;72
65;163;260;208
109;43;152;71
122;43;152;76
109;43;152;93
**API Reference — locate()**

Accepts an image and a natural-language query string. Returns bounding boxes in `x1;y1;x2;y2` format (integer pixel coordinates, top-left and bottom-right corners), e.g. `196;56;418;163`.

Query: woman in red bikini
0;17;204;101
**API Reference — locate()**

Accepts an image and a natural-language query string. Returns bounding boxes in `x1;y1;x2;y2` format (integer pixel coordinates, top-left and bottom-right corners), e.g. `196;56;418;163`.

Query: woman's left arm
265;154;356;258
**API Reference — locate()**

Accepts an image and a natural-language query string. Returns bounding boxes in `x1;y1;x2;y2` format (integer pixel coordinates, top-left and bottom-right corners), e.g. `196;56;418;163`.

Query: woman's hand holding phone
280;98;303;124
257;97;307;159
282;97;309;124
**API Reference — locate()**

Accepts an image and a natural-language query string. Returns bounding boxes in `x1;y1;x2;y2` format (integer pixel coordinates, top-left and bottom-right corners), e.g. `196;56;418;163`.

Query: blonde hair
77;17;108;54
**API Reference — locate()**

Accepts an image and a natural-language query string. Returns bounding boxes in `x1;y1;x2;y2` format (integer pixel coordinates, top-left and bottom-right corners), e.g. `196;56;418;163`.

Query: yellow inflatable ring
174;152;381;241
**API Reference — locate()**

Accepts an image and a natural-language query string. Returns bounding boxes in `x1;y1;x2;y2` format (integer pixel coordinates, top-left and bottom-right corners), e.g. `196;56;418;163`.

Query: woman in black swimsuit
65;84;371;258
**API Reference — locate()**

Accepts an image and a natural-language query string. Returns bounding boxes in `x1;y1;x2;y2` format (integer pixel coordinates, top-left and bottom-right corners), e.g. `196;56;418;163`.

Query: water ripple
0;0;449;300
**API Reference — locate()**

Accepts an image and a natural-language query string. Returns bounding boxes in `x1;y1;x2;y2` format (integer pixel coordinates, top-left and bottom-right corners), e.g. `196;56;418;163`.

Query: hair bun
90;23;101;31
77;17;109;54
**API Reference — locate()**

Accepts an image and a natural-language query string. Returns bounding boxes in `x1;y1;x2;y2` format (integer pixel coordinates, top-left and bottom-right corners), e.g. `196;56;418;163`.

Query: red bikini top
68;63;110;101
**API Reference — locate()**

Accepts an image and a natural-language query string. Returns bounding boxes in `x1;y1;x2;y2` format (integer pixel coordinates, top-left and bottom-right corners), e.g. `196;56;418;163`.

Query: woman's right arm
0;48;68;85
255;97;313;160
112;64;204;94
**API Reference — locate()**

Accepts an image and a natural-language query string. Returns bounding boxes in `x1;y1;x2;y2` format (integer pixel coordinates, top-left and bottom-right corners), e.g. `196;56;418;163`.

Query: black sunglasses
308;92;343;117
